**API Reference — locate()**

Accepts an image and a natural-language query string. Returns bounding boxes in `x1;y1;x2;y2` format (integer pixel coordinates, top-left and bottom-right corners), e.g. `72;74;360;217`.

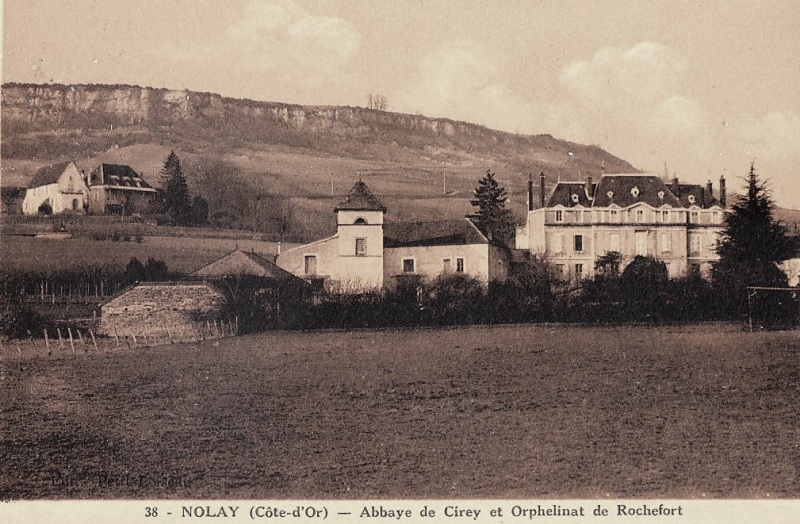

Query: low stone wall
99;282;225;338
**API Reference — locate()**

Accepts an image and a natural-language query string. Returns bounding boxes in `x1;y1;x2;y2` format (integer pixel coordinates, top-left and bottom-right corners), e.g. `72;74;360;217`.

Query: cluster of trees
366;94;389;111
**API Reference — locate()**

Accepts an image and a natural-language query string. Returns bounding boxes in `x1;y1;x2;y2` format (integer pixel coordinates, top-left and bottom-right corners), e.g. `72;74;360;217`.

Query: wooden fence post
235;316;239;335
57;328;65;351
89;330;99;352
114;329;120;348
77;330;87;351
67;328;75;355
44;329;50;354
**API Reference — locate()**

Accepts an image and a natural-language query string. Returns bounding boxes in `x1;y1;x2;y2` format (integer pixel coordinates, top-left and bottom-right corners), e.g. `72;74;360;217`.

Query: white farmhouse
22;161;89;215
277;180;509;293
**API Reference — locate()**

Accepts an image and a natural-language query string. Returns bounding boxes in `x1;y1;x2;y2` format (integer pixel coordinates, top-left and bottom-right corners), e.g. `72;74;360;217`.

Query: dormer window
688;195;696;204
354;217;368;225
571;194;579;204
631;186;640;198
607;191;614;199
658;191;665;199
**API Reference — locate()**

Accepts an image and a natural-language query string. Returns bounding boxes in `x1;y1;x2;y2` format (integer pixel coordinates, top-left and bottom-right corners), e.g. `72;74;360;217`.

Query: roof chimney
586;174;593;200
706;179;713;205
539;172;546;208
528;173;534;211
719;175;726;207
671;177;680;196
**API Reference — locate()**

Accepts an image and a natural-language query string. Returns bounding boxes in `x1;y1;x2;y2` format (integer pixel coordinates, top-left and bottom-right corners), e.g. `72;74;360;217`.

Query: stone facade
98;282;226;338
517;173;726;280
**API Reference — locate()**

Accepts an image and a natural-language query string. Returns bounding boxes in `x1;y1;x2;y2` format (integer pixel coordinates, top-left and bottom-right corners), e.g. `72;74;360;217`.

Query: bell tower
333;180;387;291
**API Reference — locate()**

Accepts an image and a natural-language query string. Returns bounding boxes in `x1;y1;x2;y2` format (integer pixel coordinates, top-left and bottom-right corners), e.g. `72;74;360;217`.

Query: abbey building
516;173;727;280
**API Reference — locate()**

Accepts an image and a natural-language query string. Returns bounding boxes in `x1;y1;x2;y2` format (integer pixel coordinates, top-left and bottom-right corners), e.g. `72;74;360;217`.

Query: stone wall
98;282;225;338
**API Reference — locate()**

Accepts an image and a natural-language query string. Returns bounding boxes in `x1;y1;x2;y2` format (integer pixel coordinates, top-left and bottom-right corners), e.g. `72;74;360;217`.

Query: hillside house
88;163;157;214
277;180;509;293
516;173;726;280
22;161;89;215
98;281;225;339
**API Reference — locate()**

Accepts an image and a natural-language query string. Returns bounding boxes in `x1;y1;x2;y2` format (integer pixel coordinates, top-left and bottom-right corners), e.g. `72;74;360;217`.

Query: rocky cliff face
1;83;635;172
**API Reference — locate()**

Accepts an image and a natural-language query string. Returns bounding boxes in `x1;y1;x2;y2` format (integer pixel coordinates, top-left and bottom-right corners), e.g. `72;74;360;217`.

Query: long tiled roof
385;219;488;247
334;180;387;212
29;162;74;187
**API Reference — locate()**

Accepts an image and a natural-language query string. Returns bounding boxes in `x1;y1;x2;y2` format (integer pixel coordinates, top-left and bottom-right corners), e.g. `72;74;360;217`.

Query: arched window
354;217;368;225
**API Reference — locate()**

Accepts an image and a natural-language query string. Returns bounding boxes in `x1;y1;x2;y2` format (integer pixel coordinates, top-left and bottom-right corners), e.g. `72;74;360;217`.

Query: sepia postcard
2;1;800;522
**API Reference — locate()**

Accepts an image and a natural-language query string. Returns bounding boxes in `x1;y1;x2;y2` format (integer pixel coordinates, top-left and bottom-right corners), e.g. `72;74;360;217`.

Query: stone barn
98;281;226;339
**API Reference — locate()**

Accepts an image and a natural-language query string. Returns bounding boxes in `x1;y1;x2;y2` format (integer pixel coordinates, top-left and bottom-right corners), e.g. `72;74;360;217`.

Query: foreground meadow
1;323;799;499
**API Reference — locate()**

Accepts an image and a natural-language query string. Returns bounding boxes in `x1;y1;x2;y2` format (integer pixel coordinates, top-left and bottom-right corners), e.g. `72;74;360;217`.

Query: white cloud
227;0;361;74
159;0;362;100
395;40;544;133
738;111;800;160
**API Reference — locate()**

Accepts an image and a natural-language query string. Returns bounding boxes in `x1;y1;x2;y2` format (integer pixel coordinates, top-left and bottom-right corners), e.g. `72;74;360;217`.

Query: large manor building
516;173;727;280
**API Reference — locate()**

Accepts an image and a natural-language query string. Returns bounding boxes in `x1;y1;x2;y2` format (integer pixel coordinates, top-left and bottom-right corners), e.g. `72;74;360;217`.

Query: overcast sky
3;0;799;207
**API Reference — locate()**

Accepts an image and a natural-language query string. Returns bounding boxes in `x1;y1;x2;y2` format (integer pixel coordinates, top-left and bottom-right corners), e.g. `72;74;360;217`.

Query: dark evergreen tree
712;163;798;320
470;169;516;247
160;150;191;225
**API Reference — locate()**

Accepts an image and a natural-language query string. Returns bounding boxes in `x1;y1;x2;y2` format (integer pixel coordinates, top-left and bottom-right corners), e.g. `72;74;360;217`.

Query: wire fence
0;318;239;360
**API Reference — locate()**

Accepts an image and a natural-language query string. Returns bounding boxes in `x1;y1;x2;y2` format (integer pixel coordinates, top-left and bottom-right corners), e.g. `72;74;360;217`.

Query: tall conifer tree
712;163;798;318
470;169;516;247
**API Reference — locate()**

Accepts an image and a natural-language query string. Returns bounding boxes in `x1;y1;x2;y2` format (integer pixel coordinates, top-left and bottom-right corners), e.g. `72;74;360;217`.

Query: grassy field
2;323;799;499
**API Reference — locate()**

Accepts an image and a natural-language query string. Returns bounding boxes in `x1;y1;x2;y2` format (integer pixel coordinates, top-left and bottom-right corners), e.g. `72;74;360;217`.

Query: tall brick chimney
528;173;534;211
671;177;680;196
719;175;726;207
539;172;546;208
706;180;713;205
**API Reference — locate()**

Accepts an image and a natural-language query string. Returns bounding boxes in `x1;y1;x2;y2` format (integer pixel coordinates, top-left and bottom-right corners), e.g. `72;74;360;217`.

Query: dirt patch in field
2;323;799;499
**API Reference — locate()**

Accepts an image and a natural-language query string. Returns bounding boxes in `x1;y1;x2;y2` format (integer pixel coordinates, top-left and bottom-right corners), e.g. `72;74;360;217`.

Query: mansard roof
335;180;387;212
546;182;594;208
675;183;720;208
591;175;682;208
29;161;75;187
384;219;488;247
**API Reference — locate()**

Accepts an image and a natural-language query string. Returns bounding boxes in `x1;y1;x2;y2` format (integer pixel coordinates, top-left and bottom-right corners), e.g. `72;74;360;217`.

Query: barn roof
190;249;299;280
334;180;387;212
384;219;488;247
29;162;75;187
